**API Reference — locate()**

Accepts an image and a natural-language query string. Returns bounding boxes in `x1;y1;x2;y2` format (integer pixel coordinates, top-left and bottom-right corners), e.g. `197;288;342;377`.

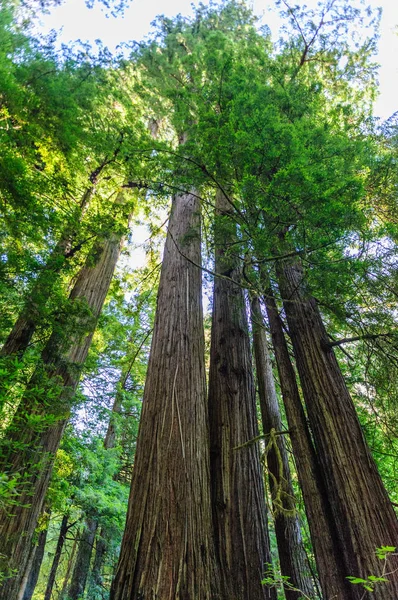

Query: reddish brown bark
264;286;353;600
276;258;398;599
250;296;315;600
0;218;126;600
110;192;222;600
208;191;275;600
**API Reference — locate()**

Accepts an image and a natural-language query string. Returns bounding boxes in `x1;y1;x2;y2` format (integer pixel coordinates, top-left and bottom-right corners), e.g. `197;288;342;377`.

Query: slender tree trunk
43;515;69;600
110;191;222;600
0;150;123;363
87;377;125;596
59;530;79;600
89;530;107;598
250;296;315;600
0;205;128;600
21;526;48;600
0;183;95;362
207;191;275;600
264;286;352;599
276;258;398;599
68;518;97;600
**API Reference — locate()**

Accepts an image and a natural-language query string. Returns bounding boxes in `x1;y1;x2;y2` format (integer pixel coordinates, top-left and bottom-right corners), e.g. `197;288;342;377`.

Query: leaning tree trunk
43;515;69;600
0;200;128;600
208;191;275;600
276;257;398;599
0;174;99;363
21;525;49;600
264;285;353;600
250;296;314;600
0;151;123;364
68;518;98;600
110;191;222;600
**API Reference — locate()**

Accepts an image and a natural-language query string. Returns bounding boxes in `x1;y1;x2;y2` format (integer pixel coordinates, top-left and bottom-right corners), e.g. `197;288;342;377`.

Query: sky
37;0;398;120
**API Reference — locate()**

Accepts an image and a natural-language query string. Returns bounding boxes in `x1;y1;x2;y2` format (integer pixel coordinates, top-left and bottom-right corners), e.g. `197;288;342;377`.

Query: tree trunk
59;529;79;600
89;529;107;599
0;151;122;364
110;192;222;600
276;258;398;599
250;295;315;600
0;208;127;600
68;518;98;600
43;515;69;600
21;526;48;600
0;182;95;362
208;191;275;600
264;286;352;599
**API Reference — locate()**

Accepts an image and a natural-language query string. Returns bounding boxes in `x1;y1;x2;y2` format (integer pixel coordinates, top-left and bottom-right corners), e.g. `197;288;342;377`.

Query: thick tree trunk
43;515;69;600
276;258;398;599
68;518;98;600
264;287;352;599
250;296;315;600
208;191;275;600
21;526;48;600
110;192;222;600
0;216;126;600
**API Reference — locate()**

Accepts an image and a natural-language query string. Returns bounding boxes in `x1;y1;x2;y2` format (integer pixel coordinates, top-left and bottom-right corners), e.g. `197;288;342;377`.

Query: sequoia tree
208;190;275;600
276;256;398;598
0;191;131;600
110;190;222;600
250;295;314;600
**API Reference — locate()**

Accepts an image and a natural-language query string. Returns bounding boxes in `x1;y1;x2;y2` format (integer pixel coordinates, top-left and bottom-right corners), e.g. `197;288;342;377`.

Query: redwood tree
276;257;398;599
110;191;222;600
208;190;275;600
250;295;314;600
0;199;129;600
264;285;354;599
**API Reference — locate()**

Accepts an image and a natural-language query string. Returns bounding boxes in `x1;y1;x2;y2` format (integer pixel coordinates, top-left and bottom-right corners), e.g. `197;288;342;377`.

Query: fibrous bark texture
264;287;353;600
68;517;98;600
110;192;222;600
250;296;314;600
277;259;398;599
208;191;275;600
0;226;125;600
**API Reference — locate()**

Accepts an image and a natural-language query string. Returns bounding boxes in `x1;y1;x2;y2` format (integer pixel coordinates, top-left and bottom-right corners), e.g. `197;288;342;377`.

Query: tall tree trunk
0;203;128;600
250;295;315;600
21;526;48;600
276;258;398;599
208;191;275;600
0;151;123;363
0;181;96;363
110;191;222;600
264;286;352;599
43;515;69;600
59;529;79;600
68;518;97;600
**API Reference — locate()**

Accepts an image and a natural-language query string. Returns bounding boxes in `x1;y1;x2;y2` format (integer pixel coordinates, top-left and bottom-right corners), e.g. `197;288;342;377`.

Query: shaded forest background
0;0;398;599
